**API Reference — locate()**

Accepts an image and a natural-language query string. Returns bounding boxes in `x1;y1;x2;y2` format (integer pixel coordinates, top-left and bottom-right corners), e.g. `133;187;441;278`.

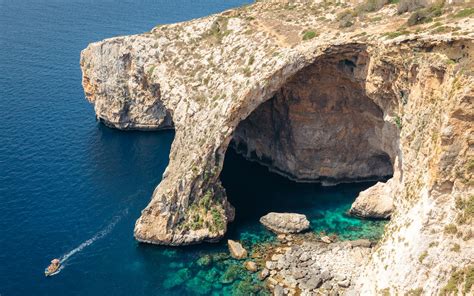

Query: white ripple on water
53;208;129;273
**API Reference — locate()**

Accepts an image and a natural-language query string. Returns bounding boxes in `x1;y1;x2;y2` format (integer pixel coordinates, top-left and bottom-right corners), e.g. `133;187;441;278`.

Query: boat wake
53;208;129;274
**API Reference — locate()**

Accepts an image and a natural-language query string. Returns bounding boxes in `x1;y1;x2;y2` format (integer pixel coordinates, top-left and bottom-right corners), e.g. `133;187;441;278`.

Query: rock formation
349;181;394;219
80;0;474;293
260;212;310;234
262;238;374;295
228;240;248;259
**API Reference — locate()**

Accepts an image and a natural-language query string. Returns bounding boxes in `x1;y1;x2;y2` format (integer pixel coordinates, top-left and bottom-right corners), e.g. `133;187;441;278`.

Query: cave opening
220;47;395;241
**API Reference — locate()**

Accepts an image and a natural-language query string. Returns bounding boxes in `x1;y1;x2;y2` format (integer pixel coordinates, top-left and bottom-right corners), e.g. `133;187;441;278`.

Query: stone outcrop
349;181;394;219
260;212;310;234
262;239;373;295
244;261;258;272
228;240;247;259
232;52;395;184
80;0;474;293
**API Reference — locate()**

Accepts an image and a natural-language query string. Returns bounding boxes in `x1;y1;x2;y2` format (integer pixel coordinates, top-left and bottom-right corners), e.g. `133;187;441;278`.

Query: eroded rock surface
263;239;373;295
349;181;394;219
228;240;248;259
81;0;474;293
260;212;310;234
232;52;395;184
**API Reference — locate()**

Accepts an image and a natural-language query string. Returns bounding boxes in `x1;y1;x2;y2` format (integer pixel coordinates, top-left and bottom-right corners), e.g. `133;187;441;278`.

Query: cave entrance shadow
220;45;396;241
220;148;387;241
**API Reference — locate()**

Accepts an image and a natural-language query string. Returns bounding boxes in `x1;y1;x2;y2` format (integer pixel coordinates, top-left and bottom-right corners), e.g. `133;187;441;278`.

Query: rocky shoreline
265;239;373;295
226;212;377;295
229;232;375;296
80;0;474;292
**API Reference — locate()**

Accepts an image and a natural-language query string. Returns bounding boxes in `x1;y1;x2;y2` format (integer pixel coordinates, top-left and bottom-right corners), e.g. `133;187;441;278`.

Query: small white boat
45;259;61;276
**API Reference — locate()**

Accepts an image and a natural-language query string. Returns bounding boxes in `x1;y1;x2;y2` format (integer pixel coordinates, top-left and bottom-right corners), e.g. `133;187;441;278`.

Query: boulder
348;181;394;219
321;270;333;281
259;268;269;280
338;278;351;288
228;240;248;259
299;276;322;290
321;236;332;244
260;212;310;234
274;285;285;296
244;261;258;272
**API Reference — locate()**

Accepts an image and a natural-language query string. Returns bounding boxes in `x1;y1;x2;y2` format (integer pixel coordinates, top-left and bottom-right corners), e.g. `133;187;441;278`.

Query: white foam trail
58;208;129;265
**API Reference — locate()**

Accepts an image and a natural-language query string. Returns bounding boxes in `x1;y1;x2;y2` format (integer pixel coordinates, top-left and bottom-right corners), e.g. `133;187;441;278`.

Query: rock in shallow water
260;212;310;234
348;181;393;219
228;240;248;259
259;268;269;280
244;261;258;272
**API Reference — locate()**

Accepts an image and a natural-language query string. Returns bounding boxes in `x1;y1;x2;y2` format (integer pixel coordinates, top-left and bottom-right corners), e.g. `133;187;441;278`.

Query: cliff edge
81;0;474;294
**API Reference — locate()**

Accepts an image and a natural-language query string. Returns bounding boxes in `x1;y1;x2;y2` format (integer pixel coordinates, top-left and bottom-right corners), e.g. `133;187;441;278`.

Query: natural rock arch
229;47;398;185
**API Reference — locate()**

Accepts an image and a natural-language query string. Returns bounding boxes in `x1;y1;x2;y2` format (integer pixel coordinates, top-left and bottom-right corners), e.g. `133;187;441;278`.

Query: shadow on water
221;148;387;242
130;147;389;295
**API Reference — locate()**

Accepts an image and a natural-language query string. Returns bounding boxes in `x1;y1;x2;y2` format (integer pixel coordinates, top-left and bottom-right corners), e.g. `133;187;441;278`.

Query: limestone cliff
81;0;474;294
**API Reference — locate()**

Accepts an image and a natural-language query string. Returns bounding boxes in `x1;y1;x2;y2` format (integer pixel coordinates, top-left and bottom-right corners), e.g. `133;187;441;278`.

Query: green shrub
247;55;255;65
206;17;231;44
406;2;444;26
357;0;388;13
465;195;474;217
302;30;317;40
405;288;423;296
243;67;251;77
444;224;458;234
440;266;474;296
451;243;460;252
418;251;428;263
199;190;213;209
394;116;402;128
211;207;224;231
398;0;426;13
453;8;474;18
384;30;410;39
337;10;355;28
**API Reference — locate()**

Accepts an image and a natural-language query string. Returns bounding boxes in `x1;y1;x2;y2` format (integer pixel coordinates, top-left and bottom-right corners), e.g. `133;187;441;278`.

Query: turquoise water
0;0;385;295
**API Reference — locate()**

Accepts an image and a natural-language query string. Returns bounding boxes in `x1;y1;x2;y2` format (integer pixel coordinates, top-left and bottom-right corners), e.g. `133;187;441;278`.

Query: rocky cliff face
232;49;396;184
81;0;473;294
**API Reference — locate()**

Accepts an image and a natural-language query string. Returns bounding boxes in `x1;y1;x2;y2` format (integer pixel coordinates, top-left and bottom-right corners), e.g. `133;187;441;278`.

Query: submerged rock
244;261;258;272
163;267;192;289
228;240;248;259
260;213;310;234
220;264;245;284
197;254;212;267
186;275;212;295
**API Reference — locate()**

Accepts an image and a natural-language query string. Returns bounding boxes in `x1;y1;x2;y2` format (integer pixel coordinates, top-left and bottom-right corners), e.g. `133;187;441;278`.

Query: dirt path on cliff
252;19;301;48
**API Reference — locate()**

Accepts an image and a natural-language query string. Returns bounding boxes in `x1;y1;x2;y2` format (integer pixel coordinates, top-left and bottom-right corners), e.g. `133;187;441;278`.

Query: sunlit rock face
232;51;395;184
81;0;474;292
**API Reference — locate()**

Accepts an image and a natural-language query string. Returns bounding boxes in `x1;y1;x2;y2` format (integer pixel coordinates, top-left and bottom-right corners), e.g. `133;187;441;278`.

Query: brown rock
321;236;332;244
349;181;394;219
228;240;247;259
260;212;310;234
244;261;258;272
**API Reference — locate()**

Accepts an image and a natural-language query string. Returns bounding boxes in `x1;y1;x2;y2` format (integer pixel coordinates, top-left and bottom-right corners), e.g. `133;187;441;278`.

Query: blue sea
0;1;386;295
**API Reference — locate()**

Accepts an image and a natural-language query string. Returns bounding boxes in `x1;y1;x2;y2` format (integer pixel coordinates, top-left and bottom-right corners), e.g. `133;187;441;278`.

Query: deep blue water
0;1;385;295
